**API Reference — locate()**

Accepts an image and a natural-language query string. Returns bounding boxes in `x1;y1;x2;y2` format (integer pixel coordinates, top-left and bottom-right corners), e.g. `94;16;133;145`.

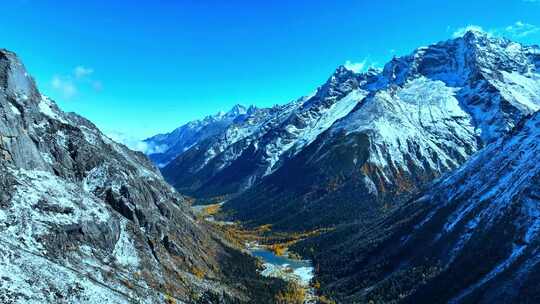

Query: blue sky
1;1;539;144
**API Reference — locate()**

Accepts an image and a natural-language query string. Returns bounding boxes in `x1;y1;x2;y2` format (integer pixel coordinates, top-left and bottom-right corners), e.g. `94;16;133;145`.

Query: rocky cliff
0;49;278;304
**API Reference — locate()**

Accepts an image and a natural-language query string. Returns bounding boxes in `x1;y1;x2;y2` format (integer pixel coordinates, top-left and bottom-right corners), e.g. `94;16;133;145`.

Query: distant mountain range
144;104;257;167
151;30;540;228
147;30;540;302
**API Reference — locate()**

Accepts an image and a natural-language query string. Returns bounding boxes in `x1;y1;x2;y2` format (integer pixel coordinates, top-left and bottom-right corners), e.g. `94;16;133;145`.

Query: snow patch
38;96;68;124
112;220;140;269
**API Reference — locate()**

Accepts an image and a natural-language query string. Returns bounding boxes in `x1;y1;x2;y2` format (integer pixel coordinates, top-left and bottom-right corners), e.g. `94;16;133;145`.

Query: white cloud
452;25;487;38
504;21;540;38
105;130;168;154
50;65;102;100
344;60;366;73
51;75;77;99
74;66;94;79
106;131;150;153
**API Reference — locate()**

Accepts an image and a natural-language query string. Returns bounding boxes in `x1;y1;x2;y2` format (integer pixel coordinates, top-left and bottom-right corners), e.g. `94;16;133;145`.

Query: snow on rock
334;76;477;179
308;111;540;303
112;220;140;269
2;168;110;252
144;104;255;167
0;245;133;304
497;71;540;111
220;30;540;236
264;88;368;175
161;67;369;195
0;167;164;303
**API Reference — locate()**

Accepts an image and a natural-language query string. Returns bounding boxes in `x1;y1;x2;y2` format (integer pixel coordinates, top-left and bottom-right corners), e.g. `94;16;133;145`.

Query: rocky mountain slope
223;30;540;231
298;110;540;303
0;49;281;303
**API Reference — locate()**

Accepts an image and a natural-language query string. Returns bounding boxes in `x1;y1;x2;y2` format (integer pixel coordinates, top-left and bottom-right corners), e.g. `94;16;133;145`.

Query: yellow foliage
121;279;135;290
165;294;176;304
274;282;305;304
318;295;336;304
258;224;273;232
207;219;334;262
191;266;205;279
202;204;221;216
270;244;287;256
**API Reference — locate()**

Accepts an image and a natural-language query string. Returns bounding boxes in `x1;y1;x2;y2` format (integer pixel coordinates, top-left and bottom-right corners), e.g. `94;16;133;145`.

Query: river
247;242;317;303
249;246;314;285
192;204;317;302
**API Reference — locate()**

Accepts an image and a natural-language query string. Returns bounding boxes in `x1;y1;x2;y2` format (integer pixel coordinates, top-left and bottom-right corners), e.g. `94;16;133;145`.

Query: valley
147;30;540;303
1;9;540;302
192;201;331;303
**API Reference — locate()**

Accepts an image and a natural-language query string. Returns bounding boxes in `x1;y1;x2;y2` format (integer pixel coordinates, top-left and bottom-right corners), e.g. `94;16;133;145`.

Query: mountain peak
462;28;490;39
0;49;40;101
227;103;248;116
144;103;256;167
213;104;248;119
247;104;258;114
459;28;499;49
334;65;358;76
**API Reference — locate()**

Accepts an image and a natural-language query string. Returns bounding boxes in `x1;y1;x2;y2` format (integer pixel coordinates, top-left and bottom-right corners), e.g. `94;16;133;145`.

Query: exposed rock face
300;111;540;303
223;30;540;231
0;49;273;303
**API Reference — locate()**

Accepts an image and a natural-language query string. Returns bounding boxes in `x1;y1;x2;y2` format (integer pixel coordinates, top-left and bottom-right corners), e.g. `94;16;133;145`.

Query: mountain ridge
154;31;540;208
140;31;540;303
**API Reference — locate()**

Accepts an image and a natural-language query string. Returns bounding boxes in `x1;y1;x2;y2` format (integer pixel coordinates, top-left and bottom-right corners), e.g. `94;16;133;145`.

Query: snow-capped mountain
144;104;255;167
160;64;383;198
223;30;540;230
157;31;540;206
302;110;540;303
0;50;275;303
160;101;302;196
